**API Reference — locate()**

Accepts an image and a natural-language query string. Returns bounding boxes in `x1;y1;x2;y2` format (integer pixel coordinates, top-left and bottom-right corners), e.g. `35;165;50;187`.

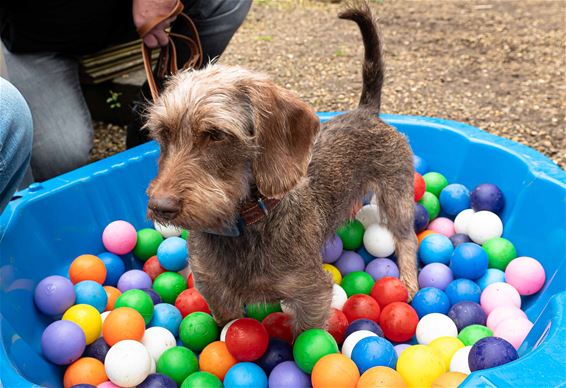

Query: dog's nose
149;195;181;220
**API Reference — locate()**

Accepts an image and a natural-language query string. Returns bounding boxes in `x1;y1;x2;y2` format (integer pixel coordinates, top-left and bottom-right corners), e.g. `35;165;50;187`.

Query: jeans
0;77;33;212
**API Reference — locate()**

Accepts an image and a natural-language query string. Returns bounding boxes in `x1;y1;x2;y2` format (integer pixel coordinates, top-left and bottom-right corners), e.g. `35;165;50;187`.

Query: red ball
414;172;426;201
326;308;349;344
342;294;381;323
262;312;293;344
370;277;409;308
187;273;194;288
175;288;211;317
379;302;418;342
226;318;269;361
143;256;166;281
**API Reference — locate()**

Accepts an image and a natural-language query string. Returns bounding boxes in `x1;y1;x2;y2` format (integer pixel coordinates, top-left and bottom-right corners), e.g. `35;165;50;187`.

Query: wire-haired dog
145;1;418;334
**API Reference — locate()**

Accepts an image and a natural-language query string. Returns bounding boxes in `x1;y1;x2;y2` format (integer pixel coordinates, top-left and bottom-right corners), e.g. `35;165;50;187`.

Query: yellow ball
357;366;407;387
431;372;468;388
428;337;465;370
396;345;446;388
323;264;342;284
62;304;102;344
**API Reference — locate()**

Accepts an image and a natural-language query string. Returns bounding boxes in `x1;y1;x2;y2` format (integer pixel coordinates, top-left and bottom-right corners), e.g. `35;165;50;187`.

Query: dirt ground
93;0;565;167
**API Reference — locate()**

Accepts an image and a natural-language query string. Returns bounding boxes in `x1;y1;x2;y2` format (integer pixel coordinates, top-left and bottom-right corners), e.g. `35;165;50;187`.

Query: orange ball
431;372;468;388
357;366;407;387
69;254;107;284
311;353;360;388
103;286;121;311
199;341;238;381
63;357;107;388
102;307;145;346
417;230;438;246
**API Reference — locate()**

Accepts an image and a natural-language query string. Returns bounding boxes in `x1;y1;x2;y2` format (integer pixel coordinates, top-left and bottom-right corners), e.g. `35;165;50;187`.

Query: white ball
331;284;348;310
99;311;111;337
142;327;176;362
355;204;381;229
363;224;396;258
342;330;378;358
154;221;183;238
220;319;238;342
467;211;503;244
149;357;156;374
416;313;458;345
105;340;152;387
450;346;472;374
454;209;475;235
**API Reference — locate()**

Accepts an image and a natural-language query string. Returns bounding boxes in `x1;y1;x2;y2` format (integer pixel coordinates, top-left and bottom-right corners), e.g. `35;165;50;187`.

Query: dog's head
145;65;320;230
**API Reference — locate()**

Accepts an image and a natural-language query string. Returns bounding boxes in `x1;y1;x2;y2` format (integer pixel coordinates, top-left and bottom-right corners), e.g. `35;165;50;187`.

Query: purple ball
418;263;454;290
344;319;384;339
469;337;518;371
34;275;76;316
449;233;472;248
268;361;310;388
322;234;343;263
143;288;162;305
470;183;505;214
334;251;365;276
365;258;400;281
117;270;152;292
137;373;177;388
414;203;429;233
41;320;86;365
394;344;411;357
83;337;110;363
448;301;487;331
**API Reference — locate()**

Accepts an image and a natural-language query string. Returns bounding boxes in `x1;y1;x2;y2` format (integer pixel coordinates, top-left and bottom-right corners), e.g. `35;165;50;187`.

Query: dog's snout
148;194;181;220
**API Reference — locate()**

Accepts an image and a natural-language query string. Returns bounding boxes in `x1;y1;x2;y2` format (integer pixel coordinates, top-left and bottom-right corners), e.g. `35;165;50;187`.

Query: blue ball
445;279;481;305
149;303;183;337
469;337;518;371
418;234;454;265
414;203;429;233
138;373;177;388
143;288;162;305
83;337;110;363
224;362;268;388
344;319;384;339
74;281;107;313
413;154;428;175
356;246;376;266
157;237;189;271
476;268;506;291
411;287;450;318
450;243;488;279
447;301;487;331
257;338;293;374
99;252;125;286
439;184;470;216
351;336;397;373
470;183;505;214
449;233;471;248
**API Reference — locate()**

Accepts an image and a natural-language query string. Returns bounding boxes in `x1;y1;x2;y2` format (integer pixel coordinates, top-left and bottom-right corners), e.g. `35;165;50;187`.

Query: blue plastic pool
1;113;564;387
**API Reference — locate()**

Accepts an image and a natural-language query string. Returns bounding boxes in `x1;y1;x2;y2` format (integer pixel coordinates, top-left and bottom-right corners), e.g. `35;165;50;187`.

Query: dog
145;0;418;334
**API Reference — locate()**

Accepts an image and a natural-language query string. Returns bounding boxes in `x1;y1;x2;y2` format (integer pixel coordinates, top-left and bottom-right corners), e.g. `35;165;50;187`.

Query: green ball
132;228;164;261
458;324;493;346
423;172;449;197
340;271;375;297
246;302;282;321
157;346;199;386
114;289;154;324
181;371;222;388
483;237;517;270
418;192;441;220
152;272;187;304
179;312;219;352
336;220;365;250
181;229;189;240
293;328;338;373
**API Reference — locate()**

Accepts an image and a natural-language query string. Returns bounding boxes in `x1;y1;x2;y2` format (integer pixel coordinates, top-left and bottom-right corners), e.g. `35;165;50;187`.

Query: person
0;0;251;182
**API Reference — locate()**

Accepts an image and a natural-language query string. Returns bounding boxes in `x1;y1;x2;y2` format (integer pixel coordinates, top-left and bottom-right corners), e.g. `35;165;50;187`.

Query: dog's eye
206;130;226;142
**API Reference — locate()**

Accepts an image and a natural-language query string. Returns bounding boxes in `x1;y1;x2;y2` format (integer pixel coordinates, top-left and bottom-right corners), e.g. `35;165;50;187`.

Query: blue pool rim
1;113;565;387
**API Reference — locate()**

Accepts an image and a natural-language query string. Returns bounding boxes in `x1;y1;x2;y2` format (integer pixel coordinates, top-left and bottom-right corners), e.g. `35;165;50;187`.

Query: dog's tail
339;1;384;113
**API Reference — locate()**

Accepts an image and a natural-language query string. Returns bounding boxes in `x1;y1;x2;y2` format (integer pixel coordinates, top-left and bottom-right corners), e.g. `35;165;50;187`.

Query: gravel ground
93;0;565;167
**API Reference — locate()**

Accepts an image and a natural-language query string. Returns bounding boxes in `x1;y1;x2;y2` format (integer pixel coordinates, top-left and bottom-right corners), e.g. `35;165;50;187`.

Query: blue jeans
0;77;33;212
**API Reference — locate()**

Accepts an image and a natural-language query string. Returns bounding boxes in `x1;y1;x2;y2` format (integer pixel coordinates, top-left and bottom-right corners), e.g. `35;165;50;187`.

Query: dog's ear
244;81;320;197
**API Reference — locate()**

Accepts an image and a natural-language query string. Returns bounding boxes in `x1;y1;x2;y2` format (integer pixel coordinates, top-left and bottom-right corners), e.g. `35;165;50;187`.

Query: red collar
239;196;281;226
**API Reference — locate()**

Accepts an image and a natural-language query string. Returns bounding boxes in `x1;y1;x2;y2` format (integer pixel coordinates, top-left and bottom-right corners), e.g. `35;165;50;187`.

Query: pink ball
493;317;533;349
98;382;121;388
486;305;527;331
505;256;546;295
480;282;521;315
427;217;455;237
102;220;137;255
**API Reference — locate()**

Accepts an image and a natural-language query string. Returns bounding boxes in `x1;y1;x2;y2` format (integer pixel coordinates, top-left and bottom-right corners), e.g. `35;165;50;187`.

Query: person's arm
133;0;178;48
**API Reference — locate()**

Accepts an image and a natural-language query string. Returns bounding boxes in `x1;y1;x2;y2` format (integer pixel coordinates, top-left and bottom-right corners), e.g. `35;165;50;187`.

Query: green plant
106;90;122;109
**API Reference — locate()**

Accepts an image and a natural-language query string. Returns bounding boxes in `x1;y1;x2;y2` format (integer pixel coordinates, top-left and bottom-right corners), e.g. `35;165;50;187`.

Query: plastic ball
342;330;378;358
480;282;521;315
394;344;411;358
311;353;360;388
157;237;189;271
413;154;428;175
411;287;451;317
69;254;107;285
181;372;222;388
467;211;503;245
416;313;458;345
105;340;152;386
428;217;455;238
268;361;310;388
418;263;453;290
476;268;506;290
483;237;517;270
445;279;481;305
453;209;475;235
323;264;343;284
98;381;120;388
470;183;504;214
200;341;238;381
439;184;470;216
224;362;267;388
486;305;527;331
156;346;199;386
363;224;396;258
226;318;268;361
327;308;349;344
419;234;454;265
331;284;349;310
505;256;545;295
468;337;518;371
154;222;183;238
379;302;418;342
102;307;145;345
293;328;339;373
74;281;108;313
357;246;377;265
431;372;468;388
220;319;238;342
343;294;381;323
417;229;438;246
102;220;137;255
419;191;441;220
396;345;445;388
114;289;154;324
143;288;162;305
337;220;365;250
449;233;471;248
133;228;164;262
34;275;76;316
357;366;407;388
341;271;375;296
414;203;430;233
98;252;125;287
344;319;384;340
149;303;183;337
322;234;343;263
257;338;293;374
175;288;211;317
366;258;400;281
152;272;187;304
117;269;152;292
458;324;493;346
449;346;471;374
428;336;464;370
352;336;397;372
142;326;176;362
138;373;178;388
180;312;219;352
493;317;533;349
262;312;293;343
450;243;488;280
423;172;448;197
335;251;366;276
143;256;166;281
414;172;426;201
448;301;487;331
63;357;107;388
355;204;382;229
103;286;121;311
41;320;86;365
83;337;109;363
371;277;408;308
63;304;102;345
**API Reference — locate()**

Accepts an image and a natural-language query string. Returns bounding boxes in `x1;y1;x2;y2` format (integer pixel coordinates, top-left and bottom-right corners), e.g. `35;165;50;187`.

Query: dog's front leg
192;272;245;326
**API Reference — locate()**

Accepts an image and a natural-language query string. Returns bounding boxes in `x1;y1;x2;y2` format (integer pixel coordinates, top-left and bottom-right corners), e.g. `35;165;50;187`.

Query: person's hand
133;0;178;48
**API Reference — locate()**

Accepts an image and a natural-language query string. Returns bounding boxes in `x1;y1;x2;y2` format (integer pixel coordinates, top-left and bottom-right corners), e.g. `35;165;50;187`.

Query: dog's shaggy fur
146;0;418;334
